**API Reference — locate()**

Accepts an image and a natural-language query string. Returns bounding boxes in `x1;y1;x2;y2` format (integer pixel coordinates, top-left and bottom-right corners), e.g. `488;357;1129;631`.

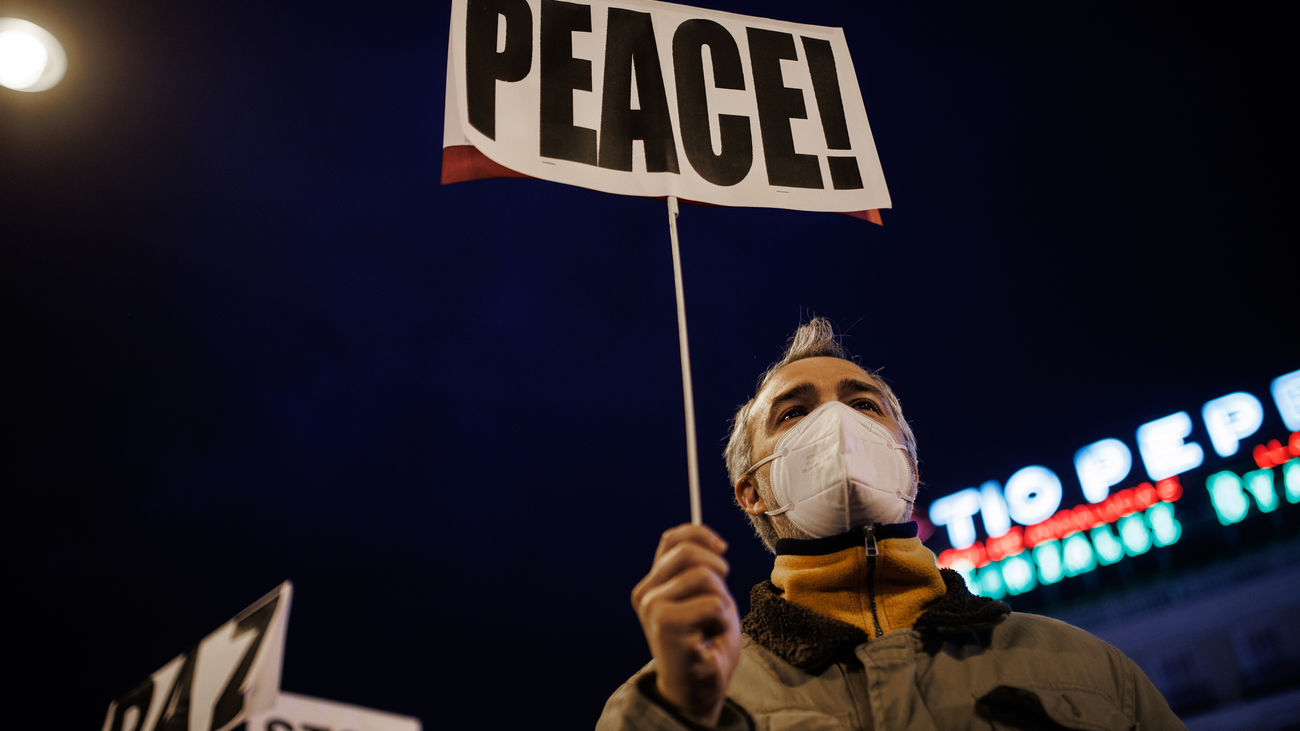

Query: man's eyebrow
838;378;884;399
766;382;817;423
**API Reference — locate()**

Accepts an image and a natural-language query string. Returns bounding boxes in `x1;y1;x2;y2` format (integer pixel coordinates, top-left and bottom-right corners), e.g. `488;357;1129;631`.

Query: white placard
101;584;422;731
245;693;422;731
444;0;890;213
102;583;293;731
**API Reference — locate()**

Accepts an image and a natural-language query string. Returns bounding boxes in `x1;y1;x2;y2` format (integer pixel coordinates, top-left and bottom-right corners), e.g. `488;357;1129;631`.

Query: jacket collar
771;524;947;637
742;525;1010;673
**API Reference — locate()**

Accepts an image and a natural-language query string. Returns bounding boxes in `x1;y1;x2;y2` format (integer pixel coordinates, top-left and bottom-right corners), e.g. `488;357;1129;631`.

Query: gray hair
723;317;918;551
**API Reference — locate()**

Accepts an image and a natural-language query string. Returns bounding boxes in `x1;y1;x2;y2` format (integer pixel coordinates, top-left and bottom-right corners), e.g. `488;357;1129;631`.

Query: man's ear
735;475;768;515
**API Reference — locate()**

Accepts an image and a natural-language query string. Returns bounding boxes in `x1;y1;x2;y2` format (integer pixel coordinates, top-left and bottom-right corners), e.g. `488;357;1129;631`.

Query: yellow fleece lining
771;537;948;636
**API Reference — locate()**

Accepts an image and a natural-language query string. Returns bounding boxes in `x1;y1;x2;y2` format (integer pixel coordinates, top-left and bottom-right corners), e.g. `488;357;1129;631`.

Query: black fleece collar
742;568;1010;673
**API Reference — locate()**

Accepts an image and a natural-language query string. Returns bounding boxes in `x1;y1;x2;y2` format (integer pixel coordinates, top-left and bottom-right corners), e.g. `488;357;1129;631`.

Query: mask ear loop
741;452;792;516
860;413;918;497
895;443;919;497
742;451;781;476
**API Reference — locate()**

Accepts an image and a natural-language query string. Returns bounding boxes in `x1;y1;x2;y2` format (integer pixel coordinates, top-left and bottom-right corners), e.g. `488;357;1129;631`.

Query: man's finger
637;565;730;616
656;594;734;639
645;541;729;588
654;523;727;563
632;542;728;609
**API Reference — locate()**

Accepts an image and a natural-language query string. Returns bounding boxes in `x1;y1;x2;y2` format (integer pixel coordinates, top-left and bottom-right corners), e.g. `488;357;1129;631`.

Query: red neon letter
1156;477;1183;502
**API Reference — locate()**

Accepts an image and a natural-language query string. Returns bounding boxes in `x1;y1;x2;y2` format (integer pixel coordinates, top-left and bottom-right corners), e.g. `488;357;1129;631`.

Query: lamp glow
0;18;66;92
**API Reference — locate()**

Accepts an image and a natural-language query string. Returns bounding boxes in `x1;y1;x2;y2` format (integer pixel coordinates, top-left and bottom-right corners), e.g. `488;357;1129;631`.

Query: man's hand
631;524;743;727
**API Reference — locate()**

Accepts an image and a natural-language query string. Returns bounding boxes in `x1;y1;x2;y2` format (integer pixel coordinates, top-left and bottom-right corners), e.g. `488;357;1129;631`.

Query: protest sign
102;583;422;731
244;693;422;731
102;583;291;731
443;0;889;217
442;0;895;523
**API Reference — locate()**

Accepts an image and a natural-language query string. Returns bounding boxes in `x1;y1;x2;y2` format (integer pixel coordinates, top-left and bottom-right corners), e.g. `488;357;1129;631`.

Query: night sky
3;1;1296;727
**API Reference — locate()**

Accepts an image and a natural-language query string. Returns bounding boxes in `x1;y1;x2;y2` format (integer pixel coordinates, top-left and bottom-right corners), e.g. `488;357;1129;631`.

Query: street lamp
0;17;66;92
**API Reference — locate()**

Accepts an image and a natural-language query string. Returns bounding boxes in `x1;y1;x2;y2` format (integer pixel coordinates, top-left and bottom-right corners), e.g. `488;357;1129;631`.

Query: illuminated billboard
927;369;1300;601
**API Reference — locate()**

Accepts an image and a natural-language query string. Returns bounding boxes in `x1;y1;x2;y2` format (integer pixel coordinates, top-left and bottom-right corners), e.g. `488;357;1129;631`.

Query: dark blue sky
3;1;1295;726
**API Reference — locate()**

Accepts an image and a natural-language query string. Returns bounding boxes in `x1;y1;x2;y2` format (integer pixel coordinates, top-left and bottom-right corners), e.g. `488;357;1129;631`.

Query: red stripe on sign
844;209;883;225
441;145;530;185
440;144;882;225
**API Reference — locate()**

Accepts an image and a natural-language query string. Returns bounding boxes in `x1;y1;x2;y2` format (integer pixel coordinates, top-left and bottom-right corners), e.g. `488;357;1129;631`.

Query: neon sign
959;500;1185;600
930;368;1300;596
938;477;1182;571
1207;457;1300;525
931;369;1300;550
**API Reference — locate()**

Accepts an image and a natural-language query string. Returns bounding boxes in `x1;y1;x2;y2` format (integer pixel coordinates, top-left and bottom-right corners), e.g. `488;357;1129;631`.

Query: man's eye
779;406;808;422
855;401;882;414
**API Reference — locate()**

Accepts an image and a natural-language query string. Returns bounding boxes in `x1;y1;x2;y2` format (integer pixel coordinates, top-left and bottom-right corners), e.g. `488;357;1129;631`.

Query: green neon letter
1002;555;1037;595
954;565;979;595
1243;467;1279;513
1033;540;1064;585
1119;514;1152;556
976;564;1007;599
1285;458;1300;503
1090;524;1125;565
1062;533;1098;576
1206;470;1250;525
1145;502;1182;547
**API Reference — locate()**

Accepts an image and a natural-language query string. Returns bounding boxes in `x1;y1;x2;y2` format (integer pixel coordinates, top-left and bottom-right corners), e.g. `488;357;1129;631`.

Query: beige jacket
598;526;1184;730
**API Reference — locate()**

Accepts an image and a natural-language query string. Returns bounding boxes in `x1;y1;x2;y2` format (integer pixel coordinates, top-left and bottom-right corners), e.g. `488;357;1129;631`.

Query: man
597;318;1183;730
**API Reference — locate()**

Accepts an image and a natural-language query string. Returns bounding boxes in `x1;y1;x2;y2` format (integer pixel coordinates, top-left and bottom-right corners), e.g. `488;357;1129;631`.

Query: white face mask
745;400;917;538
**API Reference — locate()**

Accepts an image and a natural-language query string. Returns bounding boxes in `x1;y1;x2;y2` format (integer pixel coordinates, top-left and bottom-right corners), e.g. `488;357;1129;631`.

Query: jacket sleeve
595;666;754;731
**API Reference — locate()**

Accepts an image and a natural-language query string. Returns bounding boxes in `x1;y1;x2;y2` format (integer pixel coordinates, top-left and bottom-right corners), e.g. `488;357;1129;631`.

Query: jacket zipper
864;525;884;638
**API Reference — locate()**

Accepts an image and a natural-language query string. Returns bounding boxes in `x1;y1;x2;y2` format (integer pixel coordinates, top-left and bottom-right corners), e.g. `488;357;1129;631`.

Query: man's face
735;356;908;538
